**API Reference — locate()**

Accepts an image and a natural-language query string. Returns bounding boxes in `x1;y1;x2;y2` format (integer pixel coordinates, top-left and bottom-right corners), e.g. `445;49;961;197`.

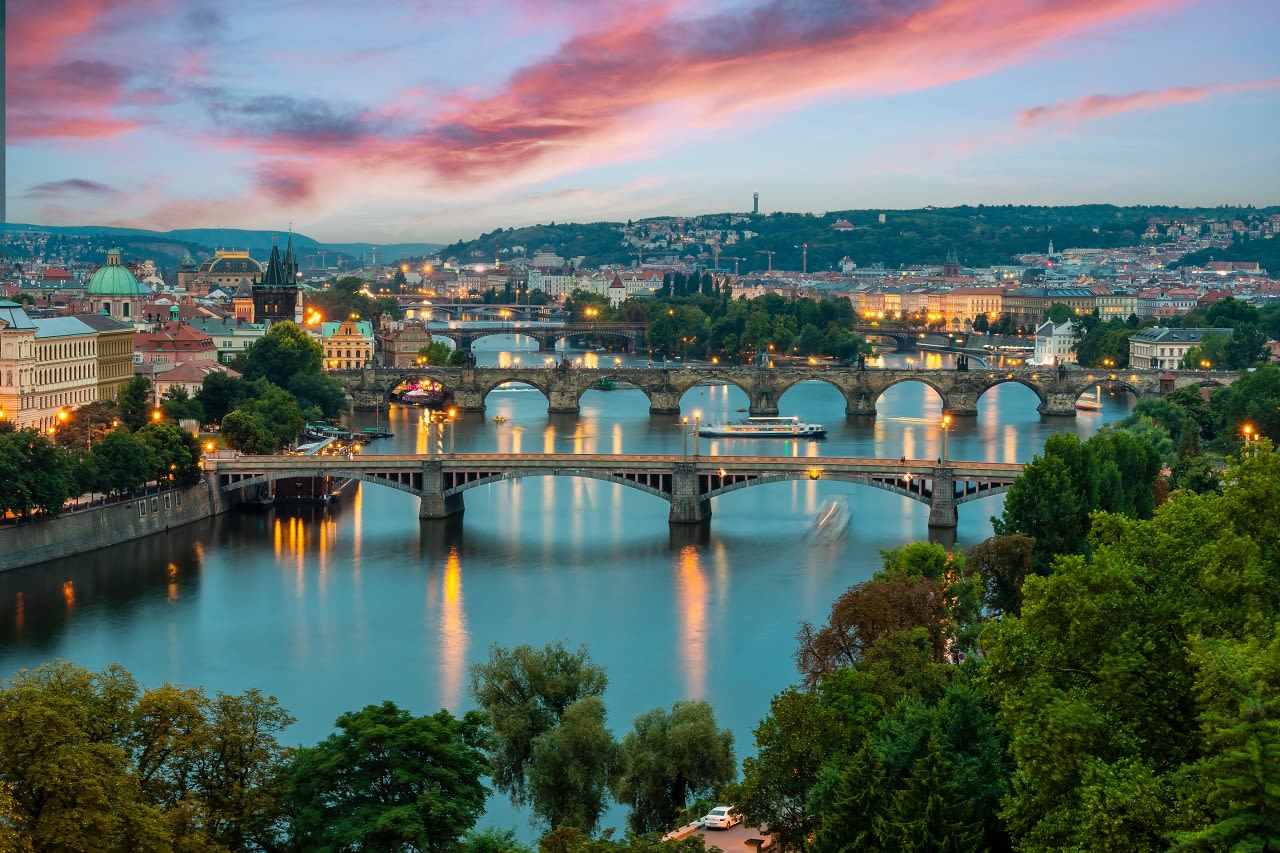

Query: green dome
86;248;142;297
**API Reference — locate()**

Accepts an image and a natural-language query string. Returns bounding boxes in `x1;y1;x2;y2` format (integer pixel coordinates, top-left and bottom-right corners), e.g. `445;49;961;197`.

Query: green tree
795;576;949;686
244;383;306;449
240;321;323;389
218;410;278;455
418;341;464;366
469;642;609;806
879;733;982;853
0;662;169;852
118;376;157;431
611;700;736;834
158;385;204;424
526;696;617;834
288;701;490;853
1170;635;1280;852
966;534;1036;617
737;687;847;852
1044;302;1075;324
0;428;76;517
88;428;155;496
134;421;202;487
197;371;248;425
285;371;349;421
130;684;294;851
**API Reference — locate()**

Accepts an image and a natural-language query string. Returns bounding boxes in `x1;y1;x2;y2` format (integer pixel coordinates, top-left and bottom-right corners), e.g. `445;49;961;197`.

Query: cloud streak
268;0;1177;189
1019;77;1280;127
26;178;119;198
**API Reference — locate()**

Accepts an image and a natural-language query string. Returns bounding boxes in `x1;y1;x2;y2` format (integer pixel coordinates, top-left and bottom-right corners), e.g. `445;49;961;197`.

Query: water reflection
674;544;707;699
439;546;467;712
0;343;1136;838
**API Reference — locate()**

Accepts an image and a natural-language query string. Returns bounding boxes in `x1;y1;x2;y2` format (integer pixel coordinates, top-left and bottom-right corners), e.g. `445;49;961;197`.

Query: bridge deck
210;452;1023;478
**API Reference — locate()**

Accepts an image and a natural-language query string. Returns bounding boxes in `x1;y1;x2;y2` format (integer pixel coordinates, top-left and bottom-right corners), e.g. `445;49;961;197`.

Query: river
0;341;1132;837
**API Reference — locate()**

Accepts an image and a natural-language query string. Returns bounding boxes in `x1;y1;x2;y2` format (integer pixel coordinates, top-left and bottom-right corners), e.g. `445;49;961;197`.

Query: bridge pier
649;389;682;416
669;462;712;525
1039;391;1079;418
940;389;979;418
748;386;779;417
548;389;581;414
844;391;878;418
927;468;957;530
418;461;465;519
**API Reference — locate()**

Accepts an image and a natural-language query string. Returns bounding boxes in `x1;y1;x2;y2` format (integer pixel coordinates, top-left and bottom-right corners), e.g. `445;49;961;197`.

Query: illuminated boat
698;416;826;438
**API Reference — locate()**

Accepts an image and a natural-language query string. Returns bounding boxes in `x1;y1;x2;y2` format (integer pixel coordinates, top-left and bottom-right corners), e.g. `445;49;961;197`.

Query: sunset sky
6;0;1278;243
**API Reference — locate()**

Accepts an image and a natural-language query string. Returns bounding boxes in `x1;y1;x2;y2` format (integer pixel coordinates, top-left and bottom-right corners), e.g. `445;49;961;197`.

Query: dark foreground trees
288;701;490;852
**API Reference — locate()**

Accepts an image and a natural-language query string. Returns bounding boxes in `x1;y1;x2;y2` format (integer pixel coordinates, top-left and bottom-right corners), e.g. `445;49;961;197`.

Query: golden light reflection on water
167;562;179;602
438;546;468;712
674;544;708;699
62;580;74;610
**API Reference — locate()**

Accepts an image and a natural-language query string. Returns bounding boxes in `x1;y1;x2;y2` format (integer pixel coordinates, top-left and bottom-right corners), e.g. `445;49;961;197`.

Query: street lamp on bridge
940;413;952;464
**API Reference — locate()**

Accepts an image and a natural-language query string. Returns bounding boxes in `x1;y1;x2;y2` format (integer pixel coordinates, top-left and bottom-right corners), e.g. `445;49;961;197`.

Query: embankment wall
0;479;233;572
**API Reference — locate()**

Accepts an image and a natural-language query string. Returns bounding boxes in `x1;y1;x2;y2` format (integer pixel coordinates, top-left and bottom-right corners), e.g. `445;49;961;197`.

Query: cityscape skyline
6;0;1279;244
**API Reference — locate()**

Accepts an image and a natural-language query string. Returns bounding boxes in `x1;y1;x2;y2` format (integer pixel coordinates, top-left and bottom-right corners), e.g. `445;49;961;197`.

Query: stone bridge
332;365;1235;418
426;322;647;353
206;452;1024;529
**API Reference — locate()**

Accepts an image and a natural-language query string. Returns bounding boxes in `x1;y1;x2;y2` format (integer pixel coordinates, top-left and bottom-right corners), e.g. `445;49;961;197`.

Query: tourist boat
1075;386;1103;412
806;496;850;542
698;416;826;438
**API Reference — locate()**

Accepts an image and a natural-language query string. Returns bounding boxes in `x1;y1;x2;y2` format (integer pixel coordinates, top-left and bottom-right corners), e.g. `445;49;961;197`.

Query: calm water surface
0;344;1131;835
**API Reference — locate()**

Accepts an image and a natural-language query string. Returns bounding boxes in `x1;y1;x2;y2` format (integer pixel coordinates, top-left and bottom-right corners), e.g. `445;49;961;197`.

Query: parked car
702;805;742;830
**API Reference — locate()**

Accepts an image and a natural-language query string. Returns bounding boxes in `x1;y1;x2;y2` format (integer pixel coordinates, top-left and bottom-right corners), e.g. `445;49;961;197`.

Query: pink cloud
1019;77;1280;127
373;0;1180;182
6;0;168;140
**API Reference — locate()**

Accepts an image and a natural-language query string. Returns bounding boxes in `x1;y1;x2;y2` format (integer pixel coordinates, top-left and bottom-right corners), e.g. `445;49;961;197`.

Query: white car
702;805;743;830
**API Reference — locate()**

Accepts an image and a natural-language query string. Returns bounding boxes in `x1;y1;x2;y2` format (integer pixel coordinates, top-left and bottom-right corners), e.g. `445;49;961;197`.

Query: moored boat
1075;385;1103;412
806;496;850;542
698;416;826;438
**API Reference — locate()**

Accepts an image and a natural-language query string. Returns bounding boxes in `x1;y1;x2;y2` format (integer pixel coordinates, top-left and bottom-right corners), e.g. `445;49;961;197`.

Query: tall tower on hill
753;192;759;215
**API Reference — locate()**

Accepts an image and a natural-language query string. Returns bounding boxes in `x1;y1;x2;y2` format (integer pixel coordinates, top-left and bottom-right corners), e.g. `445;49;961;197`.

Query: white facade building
1032;321;1077;366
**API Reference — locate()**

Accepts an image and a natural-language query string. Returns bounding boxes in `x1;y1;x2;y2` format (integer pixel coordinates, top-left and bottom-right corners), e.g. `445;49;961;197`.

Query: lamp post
681;417;689;459
941;413;952;463
447;407;457;455
693;413;701;458
1242;423;1257;455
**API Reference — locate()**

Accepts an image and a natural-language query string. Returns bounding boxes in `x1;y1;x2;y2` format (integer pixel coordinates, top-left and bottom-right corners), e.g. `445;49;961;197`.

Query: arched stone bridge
206;452;1024;529
426;322;647;353
332;365;1236;418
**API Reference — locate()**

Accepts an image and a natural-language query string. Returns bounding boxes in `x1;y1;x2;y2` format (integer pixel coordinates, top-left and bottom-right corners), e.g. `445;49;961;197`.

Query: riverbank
0;481;228;572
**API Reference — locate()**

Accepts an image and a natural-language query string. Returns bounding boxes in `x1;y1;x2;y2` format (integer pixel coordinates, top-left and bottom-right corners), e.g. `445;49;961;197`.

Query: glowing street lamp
941;413;952;463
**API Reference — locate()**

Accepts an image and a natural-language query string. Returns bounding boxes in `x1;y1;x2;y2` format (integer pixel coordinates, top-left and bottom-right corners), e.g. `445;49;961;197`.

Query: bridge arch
219;469;421;497
703;471;937;507
873;375;949;409
973;376;1049;410
772;374;852;409
443;469;671;503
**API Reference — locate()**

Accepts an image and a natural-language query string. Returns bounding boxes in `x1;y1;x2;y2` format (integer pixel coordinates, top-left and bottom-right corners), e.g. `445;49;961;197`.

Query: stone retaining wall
0;479;229;572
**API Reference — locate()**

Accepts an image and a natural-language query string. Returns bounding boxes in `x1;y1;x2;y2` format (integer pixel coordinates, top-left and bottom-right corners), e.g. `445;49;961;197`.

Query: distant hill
0;223;442;266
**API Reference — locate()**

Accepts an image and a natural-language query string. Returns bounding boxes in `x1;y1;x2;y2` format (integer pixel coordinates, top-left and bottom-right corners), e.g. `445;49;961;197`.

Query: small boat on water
698;415;826;438
492;416;508;424
806;497;850;542
1076;385;1103;412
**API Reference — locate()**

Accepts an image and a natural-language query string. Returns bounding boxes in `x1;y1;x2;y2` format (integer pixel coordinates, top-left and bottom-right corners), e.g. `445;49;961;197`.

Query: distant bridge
331;365;1236;418
206;452;1024;529
422;321;649;353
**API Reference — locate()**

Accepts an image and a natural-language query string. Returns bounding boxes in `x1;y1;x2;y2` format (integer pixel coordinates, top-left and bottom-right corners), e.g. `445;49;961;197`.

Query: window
139;501;147;517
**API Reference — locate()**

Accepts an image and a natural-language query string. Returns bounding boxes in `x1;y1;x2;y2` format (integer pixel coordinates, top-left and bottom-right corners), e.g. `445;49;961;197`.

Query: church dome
86;248;142;296
200;250;264;277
